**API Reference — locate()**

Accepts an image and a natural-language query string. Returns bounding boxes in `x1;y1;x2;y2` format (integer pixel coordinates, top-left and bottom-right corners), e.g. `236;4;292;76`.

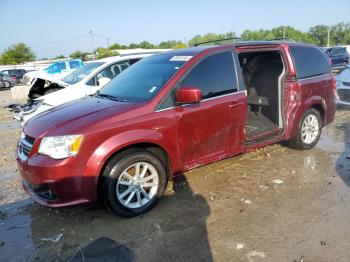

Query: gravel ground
0;89;350;262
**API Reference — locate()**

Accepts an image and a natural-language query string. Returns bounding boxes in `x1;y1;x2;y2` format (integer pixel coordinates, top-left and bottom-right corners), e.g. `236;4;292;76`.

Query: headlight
38;135;83;159
22;100;43;114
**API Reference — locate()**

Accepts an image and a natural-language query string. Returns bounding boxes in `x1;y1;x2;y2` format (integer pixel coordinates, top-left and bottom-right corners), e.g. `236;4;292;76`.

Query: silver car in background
0;77;4;89
0;72;17;88
336;64;350;107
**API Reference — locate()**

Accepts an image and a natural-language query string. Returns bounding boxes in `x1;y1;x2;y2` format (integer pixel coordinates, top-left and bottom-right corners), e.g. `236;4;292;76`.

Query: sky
0;0;349;59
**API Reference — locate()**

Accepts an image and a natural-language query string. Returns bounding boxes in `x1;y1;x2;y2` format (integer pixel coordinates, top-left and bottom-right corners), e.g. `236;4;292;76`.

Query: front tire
288;108;322;150
101;149;168;217
4;81;10;88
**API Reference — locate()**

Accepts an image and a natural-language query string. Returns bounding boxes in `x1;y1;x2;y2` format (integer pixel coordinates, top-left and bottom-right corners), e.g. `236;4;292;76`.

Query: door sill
245;128;282;146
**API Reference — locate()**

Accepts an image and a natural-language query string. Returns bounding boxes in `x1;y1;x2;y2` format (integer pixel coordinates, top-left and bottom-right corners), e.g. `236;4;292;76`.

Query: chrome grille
18;135;35;160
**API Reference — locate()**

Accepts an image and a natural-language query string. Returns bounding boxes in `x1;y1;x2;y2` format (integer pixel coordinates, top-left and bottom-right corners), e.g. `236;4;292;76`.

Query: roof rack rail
194;37;241;46
265;38;287;41
193;37;293;47
119;51;162;57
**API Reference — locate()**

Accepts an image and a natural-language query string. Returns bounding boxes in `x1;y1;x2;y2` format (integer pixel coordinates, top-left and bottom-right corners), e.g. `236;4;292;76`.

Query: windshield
62;62;104;84
98;54;188;102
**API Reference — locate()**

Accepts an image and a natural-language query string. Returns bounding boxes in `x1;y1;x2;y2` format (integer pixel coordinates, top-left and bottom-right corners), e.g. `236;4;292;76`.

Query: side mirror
176;86;202;104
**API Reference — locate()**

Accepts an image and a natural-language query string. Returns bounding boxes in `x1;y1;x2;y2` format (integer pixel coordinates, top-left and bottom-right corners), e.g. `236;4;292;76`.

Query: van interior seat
111;65;121;77
239;51;284;138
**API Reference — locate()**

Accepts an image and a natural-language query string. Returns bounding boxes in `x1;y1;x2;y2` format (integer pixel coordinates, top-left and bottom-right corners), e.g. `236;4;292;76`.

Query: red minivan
17;41;336;217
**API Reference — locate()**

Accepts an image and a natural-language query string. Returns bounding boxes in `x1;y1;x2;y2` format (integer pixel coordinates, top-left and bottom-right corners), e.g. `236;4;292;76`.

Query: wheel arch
95;141;172;203
84;129;178;202
285;96;326;139
310;103;325;126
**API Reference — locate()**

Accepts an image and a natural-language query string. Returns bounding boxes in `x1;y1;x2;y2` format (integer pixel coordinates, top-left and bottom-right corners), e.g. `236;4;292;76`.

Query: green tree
95;47;117;59
69;50;89;60
108;43;121;50
139;41;154;49
308;25;329;46
329;22;350;45
188;32;236;46
129;43;140;49
174;43;187;49
54;54;66;59
0;43;35;65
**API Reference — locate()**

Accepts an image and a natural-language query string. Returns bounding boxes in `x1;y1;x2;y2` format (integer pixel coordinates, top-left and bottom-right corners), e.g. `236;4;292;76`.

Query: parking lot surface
0;89;350;261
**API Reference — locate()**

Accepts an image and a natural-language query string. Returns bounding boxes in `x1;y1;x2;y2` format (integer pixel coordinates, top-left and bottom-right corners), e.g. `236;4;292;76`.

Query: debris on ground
236;243;245;250
241;198;252;204
259;185;270;190
41;233;64;243
320;241;327;246
294;255;305;262
273;179;284;184
246;250;266;262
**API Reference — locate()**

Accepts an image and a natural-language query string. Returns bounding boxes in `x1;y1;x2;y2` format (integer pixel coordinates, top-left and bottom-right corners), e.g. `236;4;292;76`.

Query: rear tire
288;108;322;150
101;149;167;217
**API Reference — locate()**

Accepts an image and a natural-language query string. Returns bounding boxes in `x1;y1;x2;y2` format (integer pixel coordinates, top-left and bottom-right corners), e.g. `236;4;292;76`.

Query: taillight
0;77;3;81
11;76;17;80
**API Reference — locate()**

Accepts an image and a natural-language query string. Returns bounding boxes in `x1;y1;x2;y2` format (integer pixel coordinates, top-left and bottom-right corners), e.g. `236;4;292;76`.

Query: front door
175;51;247;168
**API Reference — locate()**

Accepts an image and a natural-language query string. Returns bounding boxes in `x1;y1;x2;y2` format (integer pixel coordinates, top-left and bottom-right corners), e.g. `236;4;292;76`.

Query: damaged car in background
12;52;160;124
22;59;84;86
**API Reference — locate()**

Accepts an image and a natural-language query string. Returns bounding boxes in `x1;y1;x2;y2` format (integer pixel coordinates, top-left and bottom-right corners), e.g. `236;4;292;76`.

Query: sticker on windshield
149;86;158;93
170;56;192;61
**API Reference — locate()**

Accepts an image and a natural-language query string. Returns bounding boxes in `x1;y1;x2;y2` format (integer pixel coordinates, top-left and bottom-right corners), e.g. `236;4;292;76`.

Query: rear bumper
16;153;98;208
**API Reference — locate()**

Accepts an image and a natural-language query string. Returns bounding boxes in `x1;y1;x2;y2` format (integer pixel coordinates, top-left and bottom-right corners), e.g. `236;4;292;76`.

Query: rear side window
56;62;67;70
290;46;330;79
69;60;82;69
180;51;237;99
330;48;345;56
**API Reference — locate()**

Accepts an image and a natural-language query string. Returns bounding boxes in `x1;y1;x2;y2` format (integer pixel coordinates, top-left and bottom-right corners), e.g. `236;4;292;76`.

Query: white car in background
15;52;159;124
22;59;84;85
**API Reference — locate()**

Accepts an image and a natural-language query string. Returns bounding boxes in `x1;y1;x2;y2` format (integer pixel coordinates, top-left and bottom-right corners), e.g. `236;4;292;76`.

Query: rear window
290;46;330;79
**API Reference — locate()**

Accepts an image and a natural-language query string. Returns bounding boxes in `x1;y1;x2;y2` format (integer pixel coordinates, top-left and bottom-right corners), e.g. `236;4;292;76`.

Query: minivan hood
24;96;139;138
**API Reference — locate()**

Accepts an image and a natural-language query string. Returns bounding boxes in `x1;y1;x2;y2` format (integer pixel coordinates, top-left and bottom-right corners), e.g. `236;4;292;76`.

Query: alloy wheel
116;162;159;209
301;114;319;144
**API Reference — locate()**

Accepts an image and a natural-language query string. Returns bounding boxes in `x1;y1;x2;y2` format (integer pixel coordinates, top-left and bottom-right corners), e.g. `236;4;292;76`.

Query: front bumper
17;152;97;208
14;103;53;125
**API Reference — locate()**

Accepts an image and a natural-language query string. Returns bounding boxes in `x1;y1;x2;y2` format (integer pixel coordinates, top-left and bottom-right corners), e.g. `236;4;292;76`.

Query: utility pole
327;26;331;47
89;30;95;60
283;27;286;39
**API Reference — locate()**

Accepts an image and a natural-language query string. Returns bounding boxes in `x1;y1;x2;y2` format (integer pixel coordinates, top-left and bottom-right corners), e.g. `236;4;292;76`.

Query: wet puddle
0;109;350;261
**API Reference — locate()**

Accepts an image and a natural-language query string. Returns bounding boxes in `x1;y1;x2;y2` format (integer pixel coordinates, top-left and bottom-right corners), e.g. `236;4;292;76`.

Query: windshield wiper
95;91;126;102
